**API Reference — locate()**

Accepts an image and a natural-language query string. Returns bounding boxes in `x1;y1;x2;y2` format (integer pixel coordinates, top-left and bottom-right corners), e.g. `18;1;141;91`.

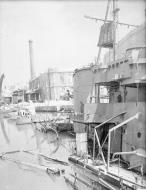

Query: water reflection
0;116;77;190
0;118;10;144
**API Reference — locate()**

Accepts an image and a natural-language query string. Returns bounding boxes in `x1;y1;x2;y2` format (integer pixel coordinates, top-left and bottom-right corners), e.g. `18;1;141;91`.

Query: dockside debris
0;149;67;177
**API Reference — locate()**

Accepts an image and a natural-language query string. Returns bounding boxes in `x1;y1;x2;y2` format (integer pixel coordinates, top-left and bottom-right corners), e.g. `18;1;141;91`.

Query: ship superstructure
69;0;146;189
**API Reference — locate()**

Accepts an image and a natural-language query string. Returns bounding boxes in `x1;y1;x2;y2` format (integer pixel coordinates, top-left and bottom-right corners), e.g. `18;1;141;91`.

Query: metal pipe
95;111;126;129
113;0;116;62
95;130;106;166
112;151;136;159
93;132;95;161
113;149;146;159
93;111;126;166
107;113;140;171
110;112;140;133
107;129;111;171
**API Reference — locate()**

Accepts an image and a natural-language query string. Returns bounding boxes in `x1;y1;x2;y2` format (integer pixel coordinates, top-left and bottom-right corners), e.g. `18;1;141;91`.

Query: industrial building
29;69;73;102
28;40;73;103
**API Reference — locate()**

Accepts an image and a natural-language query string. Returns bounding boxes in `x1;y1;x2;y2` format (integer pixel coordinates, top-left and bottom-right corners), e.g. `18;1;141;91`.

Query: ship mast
96;0;111;65
29;40;36;80
112;0;119;62
85;0;138;65
96;0;118;65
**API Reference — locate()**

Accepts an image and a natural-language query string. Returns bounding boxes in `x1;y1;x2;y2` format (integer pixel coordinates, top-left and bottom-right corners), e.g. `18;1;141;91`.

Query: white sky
0;0;145;86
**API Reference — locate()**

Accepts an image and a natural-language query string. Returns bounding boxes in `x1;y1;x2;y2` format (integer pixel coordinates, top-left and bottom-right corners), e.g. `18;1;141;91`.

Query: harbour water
0;114;76;190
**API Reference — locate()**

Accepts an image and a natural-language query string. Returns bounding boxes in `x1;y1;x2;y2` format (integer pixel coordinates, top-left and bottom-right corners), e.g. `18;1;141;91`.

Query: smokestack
29;40;35;80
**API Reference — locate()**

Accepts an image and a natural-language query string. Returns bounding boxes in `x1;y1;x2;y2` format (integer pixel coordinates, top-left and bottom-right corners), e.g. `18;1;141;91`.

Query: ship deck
69;155;146;190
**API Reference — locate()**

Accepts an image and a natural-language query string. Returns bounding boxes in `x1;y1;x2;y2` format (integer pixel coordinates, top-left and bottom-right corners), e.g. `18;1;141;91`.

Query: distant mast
29;40;35;80
0;74;4;99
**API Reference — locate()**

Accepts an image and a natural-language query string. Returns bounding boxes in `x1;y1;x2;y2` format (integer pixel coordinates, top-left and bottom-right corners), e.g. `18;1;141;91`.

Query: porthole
131;146;135;151
137;132;141;138
122;127;126;134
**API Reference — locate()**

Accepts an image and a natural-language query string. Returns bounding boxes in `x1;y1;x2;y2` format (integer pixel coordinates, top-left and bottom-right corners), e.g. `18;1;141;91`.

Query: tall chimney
29;40;35;80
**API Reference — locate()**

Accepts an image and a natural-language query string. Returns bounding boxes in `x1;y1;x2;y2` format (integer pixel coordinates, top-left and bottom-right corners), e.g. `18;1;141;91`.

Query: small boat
16;101;35;125
16;113;32;125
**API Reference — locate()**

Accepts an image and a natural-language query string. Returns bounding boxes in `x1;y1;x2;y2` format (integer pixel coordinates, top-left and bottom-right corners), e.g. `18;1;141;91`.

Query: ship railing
93;111;126;166
107;112;140;171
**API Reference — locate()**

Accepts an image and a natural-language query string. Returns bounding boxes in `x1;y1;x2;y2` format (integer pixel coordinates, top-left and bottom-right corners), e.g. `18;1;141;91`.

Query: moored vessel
69;0;146;189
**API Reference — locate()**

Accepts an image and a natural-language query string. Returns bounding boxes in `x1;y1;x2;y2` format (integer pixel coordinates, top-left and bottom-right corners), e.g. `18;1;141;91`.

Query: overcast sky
0;0;145;86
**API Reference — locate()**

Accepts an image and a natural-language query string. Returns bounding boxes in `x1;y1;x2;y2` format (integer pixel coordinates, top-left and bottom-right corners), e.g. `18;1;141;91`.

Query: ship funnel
29;40;36;80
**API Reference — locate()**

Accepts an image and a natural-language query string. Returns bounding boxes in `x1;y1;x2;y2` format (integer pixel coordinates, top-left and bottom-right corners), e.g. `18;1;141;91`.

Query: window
95;84;109;103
